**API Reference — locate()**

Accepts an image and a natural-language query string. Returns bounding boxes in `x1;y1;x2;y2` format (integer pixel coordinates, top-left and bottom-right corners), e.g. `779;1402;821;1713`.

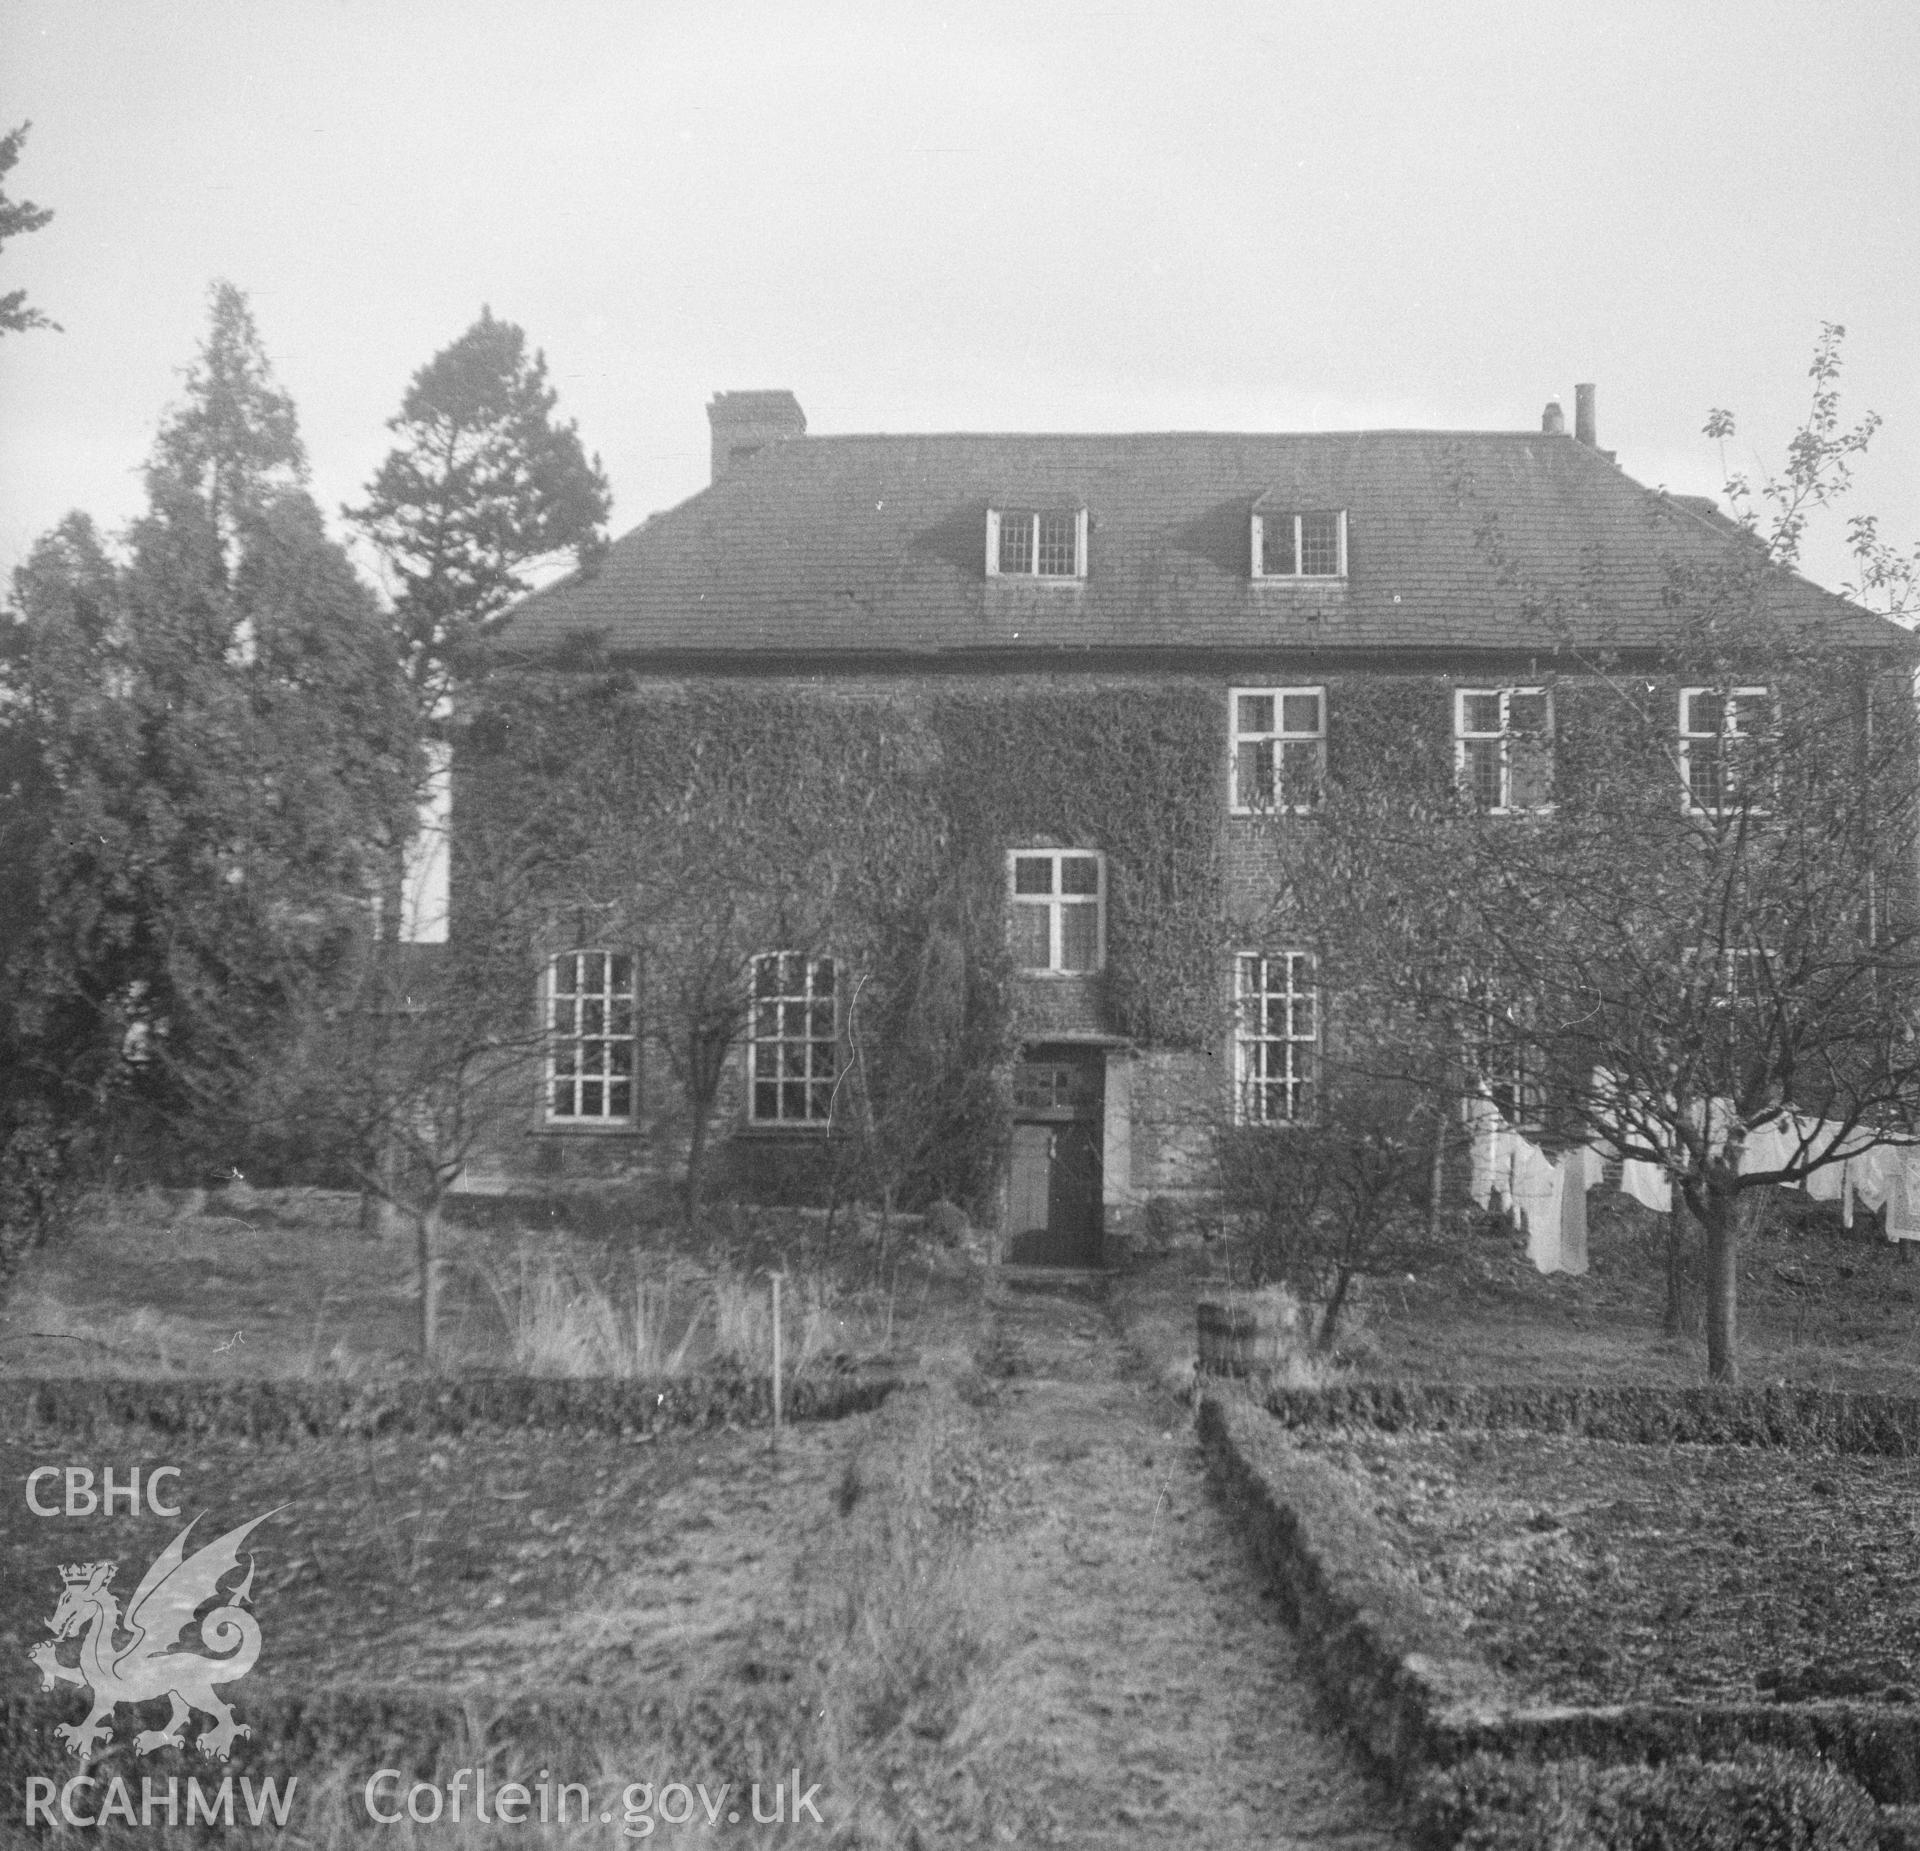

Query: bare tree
1283;333;1920;1382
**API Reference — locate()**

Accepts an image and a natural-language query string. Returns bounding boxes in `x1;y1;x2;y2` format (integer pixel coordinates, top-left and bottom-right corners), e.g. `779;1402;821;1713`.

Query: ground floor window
750;952;838;1125
1235;951;1317;1123
1466;978;1543;1125
548;951;636;1122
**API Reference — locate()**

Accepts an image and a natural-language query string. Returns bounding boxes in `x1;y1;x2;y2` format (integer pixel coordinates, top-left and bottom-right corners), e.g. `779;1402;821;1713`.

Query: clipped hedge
3;1370;895;1443
1202;1389;1920;1819
1196;1392;1509;1778
1416;1749;1879;1851
0;1683;816;1802
1264;1381;1920;1457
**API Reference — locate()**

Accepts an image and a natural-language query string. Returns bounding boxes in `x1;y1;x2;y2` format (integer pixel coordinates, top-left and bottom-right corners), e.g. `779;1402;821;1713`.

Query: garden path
933;1272;1408;1849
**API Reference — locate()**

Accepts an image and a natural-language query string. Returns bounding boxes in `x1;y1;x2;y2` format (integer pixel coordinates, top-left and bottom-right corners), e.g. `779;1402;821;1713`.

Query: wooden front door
1007;1050;1103;1267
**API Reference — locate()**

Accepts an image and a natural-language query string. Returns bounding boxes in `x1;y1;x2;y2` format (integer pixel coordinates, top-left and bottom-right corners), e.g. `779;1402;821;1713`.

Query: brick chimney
1574;383;1597;448
1542;398;1566;435
708;390;806;483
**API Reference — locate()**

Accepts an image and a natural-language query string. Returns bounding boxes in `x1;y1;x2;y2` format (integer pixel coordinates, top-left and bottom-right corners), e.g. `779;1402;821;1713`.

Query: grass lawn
0;1186;959;1381
1117;1184;1920;1394
1361;1192;1920;1391
2;1190;1004;1846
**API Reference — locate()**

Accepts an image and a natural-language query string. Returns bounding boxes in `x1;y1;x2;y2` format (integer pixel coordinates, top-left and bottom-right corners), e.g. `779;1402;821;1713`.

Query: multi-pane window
1680;687;1773;815
1230;687;1326;812
749;953;838;1126
988;509;1086;579
548;951;636;1122
1235;952;1318;1124
1465;977;1543;1126
1455;688;1553;813
1009;850;1105;974
1253;509;1347;579
1687;944;1775;1013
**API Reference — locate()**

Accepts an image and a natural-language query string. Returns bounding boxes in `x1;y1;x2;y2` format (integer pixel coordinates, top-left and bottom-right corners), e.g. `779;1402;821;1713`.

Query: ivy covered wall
453;669;1227;1213
452;659;1807;1219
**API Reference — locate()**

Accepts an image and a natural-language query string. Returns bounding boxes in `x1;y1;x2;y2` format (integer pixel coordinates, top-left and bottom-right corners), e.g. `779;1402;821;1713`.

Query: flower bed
1199;1388;1920;1828
1286;1422;1920;1712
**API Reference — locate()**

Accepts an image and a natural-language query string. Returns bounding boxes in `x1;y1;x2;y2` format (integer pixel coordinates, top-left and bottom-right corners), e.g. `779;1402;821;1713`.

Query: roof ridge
774;426;1563;444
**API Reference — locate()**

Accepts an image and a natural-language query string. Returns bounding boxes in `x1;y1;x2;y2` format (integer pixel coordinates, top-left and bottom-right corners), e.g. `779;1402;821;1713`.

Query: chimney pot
707;390;806;483
1542;399;1566;435
1574;383;1597;448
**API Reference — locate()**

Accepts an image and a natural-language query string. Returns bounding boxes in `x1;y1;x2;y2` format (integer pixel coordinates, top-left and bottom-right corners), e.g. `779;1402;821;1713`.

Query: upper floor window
548;951;636;1123
1009;849;1105;974
1253;509;1347;580
1455;688;1553;813
1235;951;1318;1124
749;952;838;1126
987;508;1087;580
1680;687;1773;816
1230;687;1325;813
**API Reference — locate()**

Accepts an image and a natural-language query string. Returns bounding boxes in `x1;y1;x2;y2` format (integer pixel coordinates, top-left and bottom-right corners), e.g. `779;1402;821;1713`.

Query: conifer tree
0;121;57;336
348;308;610;723
3;284;413;1196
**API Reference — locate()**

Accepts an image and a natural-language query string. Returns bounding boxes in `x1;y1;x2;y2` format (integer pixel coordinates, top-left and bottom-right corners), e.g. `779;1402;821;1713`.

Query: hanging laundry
1556;1148;1593;1275
1490;1117;1517;1215
1620;1158;1671;1215
1804;1150;1848;1203
1465;1091;1500;1209
1885;1149;1920;1244
1850;1144;1895;1219
1737;1114;1798;1180
1512;1136;1564;1272
1688;1095;1737;1157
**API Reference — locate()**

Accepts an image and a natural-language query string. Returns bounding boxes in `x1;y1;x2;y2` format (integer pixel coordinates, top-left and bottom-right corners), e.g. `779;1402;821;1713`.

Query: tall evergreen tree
145;281;305;590
348;308;611;722
0;120;57;336
3;283;414;1198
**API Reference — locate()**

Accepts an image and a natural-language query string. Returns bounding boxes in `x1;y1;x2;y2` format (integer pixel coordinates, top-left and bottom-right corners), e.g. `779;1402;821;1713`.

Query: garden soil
5;1270;1406;1847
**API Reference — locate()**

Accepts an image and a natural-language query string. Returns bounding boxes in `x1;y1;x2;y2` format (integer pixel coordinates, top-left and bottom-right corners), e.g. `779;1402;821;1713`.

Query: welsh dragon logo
27;1508;283;1761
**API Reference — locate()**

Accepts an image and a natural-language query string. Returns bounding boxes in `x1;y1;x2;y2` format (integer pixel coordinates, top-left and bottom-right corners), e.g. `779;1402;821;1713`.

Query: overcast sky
2;0;1915;599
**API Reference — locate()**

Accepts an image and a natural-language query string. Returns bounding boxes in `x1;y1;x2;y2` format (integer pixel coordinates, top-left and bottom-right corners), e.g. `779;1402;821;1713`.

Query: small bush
490;1257;704;1379
712;1269;835;1379
0;1107;75;1288
1418;1750;1879;1851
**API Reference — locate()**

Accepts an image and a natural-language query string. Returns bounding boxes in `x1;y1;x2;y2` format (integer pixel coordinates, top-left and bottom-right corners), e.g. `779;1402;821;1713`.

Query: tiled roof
489;428;1902;661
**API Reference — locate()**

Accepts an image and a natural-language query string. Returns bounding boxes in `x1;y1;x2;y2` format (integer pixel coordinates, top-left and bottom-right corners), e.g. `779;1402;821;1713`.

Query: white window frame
1234;951;1319;1124
747;951;840;1128
986;507;1089;581
1683;943;1775;1013
1454;686;1554;814
1463;975;1544;1128
1007;849;1107;975
1229;686;1326;814
546;950;638;1125
1680;686;1774;817
1251;508;1348;580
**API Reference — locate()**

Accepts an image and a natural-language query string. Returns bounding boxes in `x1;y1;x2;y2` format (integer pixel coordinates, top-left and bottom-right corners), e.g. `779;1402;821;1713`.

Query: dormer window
1252;509;1347;580
987;509;1087;580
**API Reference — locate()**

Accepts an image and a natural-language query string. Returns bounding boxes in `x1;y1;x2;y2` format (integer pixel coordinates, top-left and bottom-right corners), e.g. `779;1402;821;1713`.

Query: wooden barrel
1196;1297;1292;1376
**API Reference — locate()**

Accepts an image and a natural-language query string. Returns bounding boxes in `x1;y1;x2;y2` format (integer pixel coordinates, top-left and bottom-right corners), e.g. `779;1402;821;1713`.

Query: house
453;386;1903;1264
